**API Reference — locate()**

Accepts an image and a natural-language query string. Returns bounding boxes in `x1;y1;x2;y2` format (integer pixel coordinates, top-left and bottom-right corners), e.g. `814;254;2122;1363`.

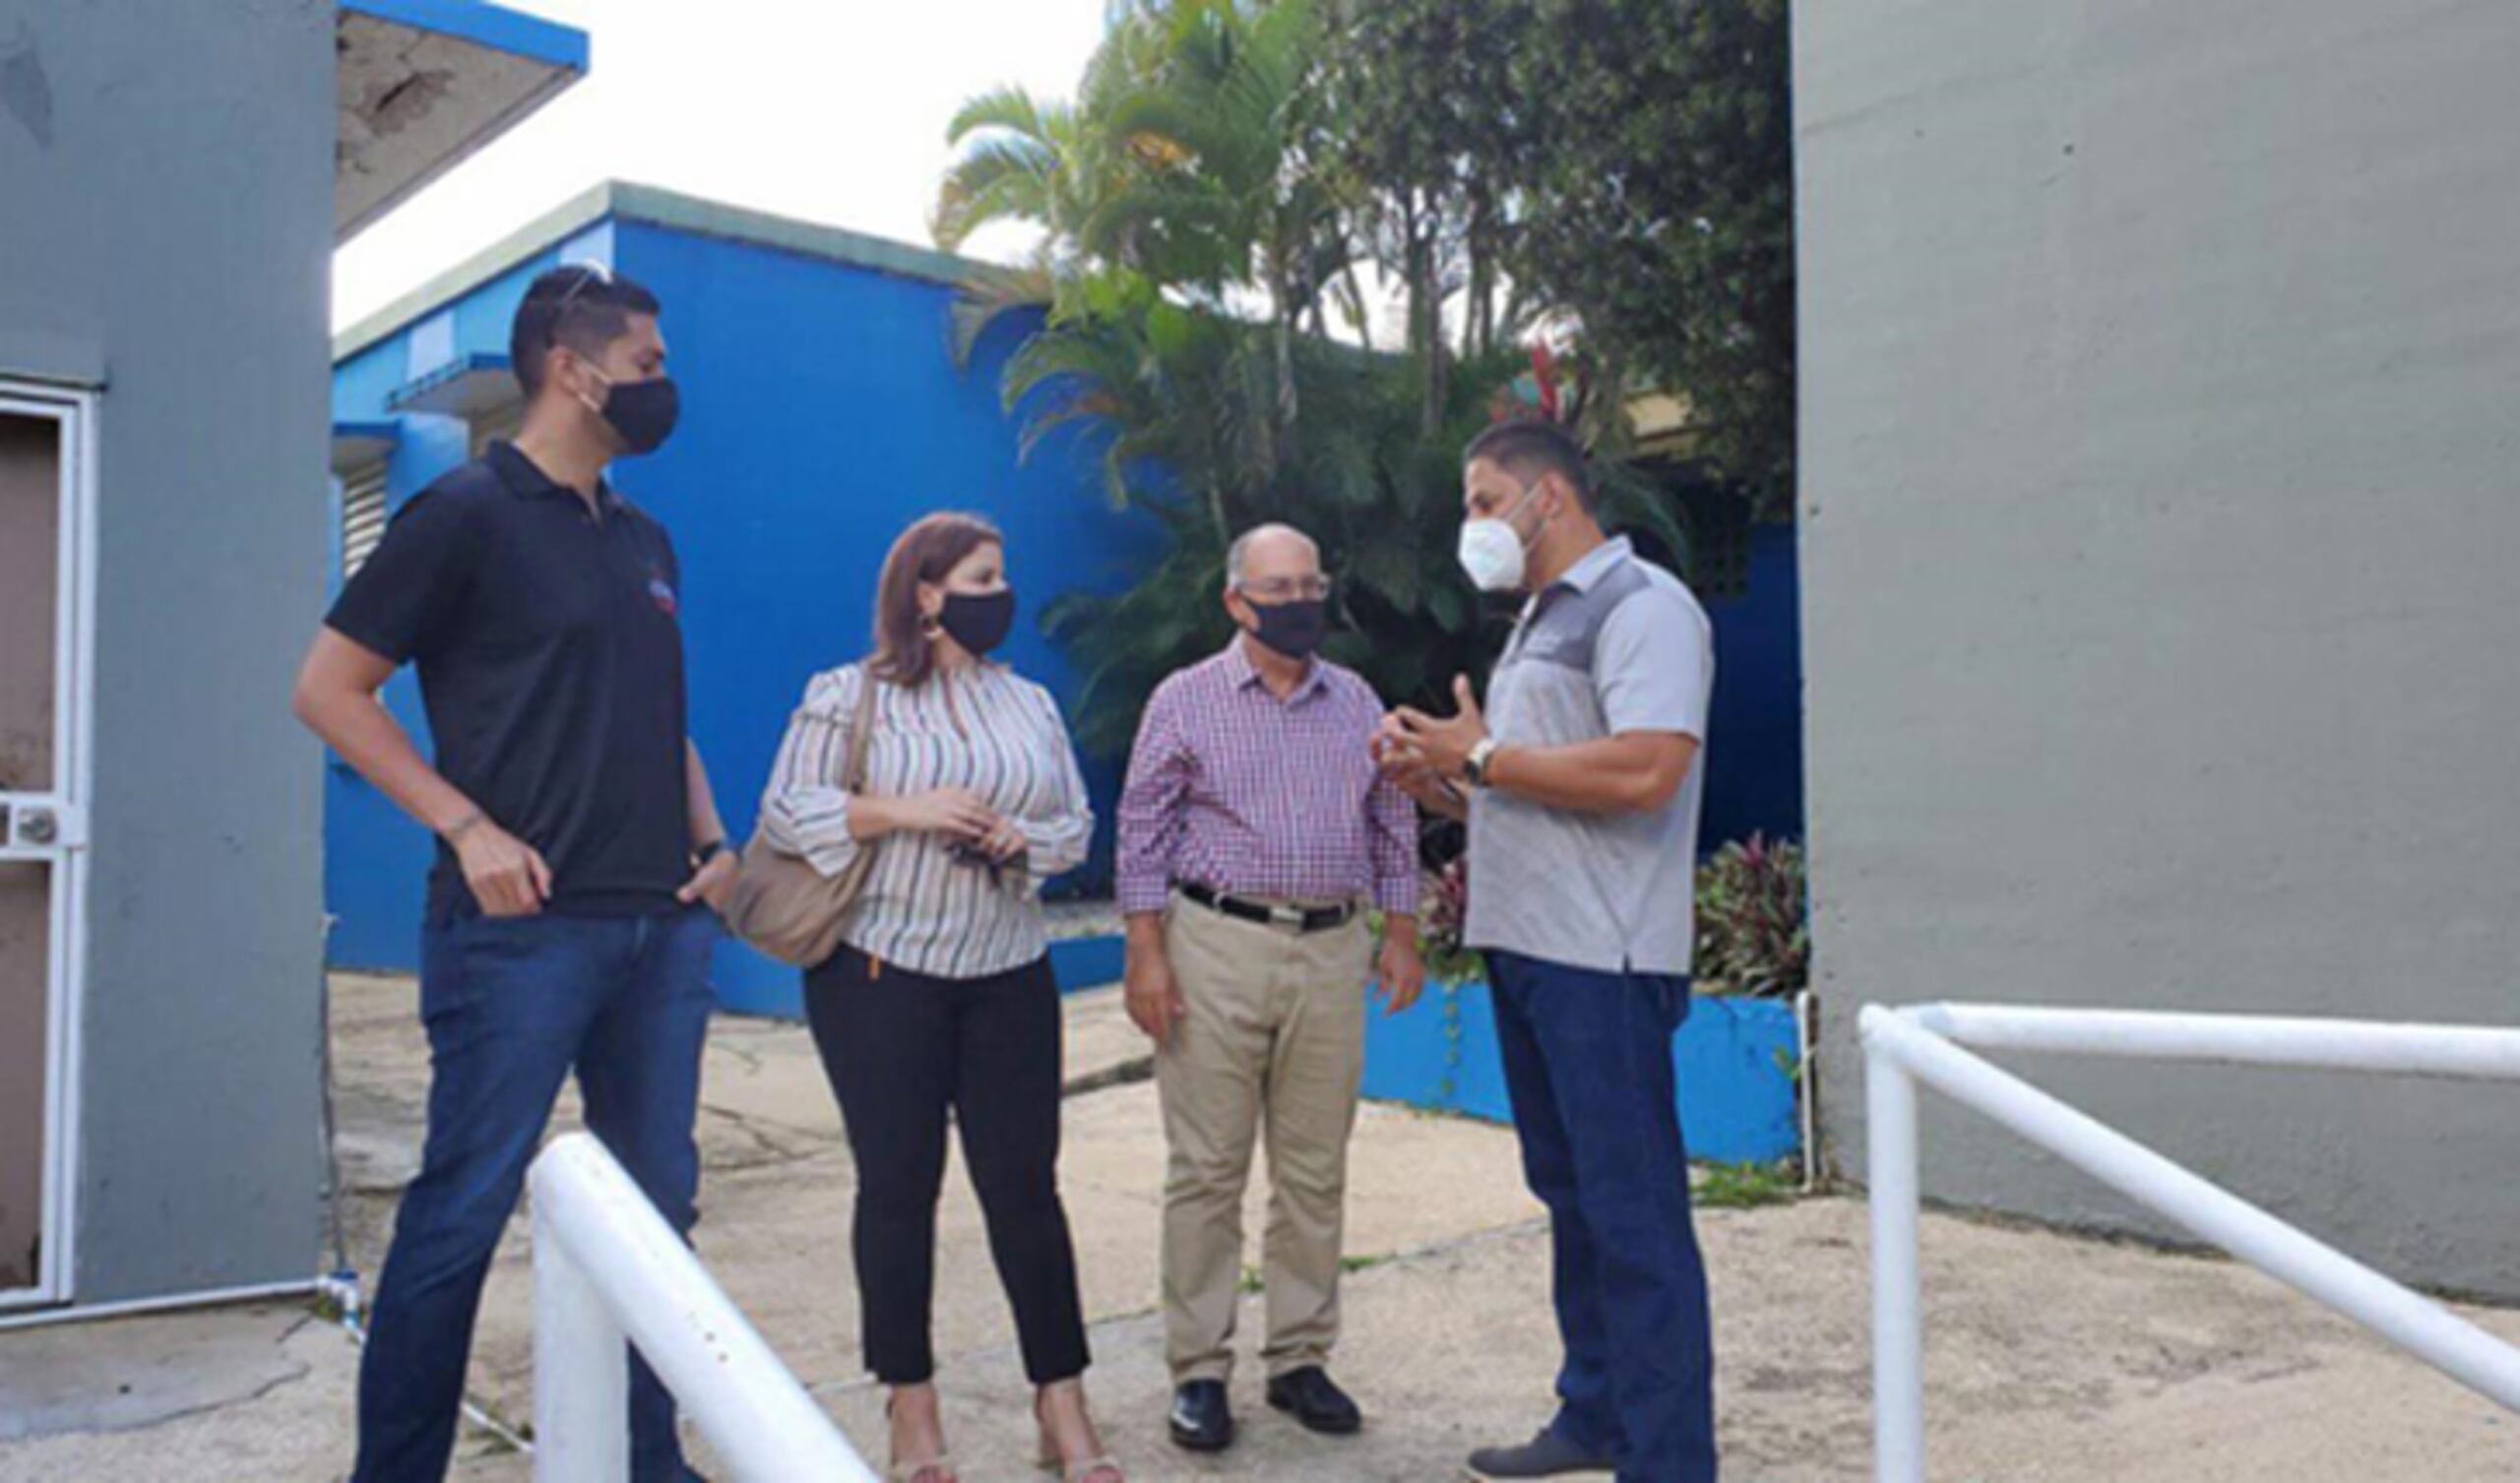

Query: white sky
332;0;1109;330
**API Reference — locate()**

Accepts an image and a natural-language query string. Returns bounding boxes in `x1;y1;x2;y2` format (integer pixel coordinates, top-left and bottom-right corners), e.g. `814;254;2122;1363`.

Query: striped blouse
758;660;1094;980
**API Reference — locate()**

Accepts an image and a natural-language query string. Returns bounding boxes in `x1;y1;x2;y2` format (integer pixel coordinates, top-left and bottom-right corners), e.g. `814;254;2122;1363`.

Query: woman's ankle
889;1384;945;1438
1037;1376;1080;1405
1038;1380;1097;1438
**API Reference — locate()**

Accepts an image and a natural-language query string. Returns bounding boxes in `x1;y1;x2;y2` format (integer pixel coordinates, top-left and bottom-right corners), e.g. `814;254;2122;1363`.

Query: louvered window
341;464;390;580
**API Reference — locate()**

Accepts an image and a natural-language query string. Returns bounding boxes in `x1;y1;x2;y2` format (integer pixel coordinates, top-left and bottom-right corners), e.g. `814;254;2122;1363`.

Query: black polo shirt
327;441;692;922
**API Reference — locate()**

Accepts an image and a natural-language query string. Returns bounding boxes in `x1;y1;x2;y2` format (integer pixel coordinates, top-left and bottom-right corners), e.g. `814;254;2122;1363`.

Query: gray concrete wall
0;0;332;1302
1796;3;2520;1298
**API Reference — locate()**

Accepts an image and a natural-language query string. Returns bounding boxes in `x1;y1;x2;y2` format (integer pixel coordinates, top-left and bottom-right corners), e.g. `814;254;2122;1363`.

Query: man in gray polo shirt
1379;419;1717;1483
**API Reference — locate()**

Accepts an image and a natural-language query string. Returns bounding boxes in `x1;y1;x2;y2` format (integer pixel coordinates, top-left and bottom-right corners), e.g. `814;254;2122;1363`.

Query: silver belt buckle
1269;902;1307;930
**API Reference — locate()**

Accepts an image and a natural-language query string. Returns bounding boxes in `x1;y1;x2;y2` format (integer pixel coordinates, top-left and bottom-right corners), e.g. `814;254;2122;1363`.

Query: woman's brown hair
869;513;1005;688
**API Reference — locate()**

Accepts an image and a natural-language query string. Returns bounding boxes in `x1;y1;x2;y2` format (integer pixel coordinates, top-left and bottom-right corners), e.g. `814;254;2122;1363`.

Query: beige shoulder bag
725;665;883;968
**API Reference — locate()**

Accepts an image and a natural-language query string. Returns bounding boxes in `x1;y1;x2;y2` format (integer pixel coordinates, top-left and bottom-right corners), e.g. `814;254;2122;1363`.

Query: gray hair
1226;524;1319;587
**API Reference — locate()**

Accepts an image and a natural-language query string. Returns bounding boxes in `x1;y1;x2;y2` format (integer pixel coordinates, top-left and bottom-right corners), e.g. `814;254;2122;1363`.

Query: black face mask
938;587;1018;657
1244;596;1329;661
592;373;680;456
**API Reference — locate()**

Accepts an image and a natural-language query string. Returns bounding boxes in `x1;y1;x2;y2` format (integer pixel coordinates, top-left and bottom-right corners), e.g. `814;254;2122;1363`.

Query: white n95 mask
1459;479;1546;592
1458;518;1530;593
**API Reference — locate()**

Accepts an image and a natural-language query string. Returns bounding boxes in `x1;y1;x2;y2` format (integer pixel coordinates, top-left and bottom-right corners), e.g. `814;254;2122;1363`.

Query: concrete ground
2;974;2515;1482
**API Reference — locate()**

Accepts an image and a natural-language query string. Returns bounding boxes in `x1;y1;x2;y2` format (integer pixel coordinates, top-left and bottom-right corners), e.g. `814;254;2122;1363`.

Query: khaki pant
1157;894;1371;1384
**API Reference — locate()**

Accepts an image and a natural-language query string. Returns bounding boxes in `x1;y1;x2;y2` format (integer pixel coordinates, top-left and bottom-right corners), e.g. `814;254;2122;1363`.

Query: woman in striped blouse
760;513;1120;1483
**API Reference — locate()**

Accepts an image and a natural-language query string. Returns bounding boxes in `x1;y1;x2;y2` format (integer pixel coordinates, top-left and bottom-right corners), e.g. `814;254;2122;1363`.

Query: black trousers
804;946;1091;1387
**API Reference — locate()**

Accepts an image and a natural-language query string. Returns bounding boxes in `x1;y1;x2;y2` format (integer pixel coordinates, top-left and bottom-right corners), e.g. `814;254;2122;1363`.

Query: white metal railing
529;1134;879;1482
1860;1003;2520;1483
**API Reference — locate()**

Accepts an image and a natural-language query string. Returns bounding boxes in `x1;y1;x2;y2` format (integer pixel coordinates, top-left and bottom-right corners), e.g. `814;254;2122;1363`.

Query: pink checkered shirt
1117;640;1420;918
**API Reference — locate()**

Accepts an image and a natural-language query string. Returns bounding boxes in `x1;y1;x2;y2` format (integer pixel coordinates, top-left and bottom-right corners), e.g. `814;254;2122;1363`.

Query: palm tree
1099;0;1355;453
938;0;1357;479
931;3;1692;749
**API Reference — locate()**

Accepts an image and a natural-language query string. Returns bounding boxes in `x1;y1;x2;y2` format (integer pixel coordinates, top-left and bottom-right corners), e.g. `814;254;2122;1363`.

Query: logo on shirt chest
646;570;678;619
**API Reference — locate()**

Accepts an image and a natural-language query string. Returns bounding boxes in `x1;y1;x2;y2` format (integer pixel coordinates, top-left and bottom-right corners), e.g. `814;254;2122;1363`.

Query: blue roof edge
385;350;515;411
335;182;1009;366
338;0;590;74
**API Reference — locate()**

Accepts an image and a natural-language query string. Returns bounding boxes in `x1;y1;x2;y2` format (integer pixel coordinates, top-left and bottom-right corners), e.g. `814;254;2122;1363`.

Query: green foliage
932;0;1782;751
1693;833;1810;998
1499;0;1798;516
1414;830;1808;1001
1435;981;1465;1102
1695;1160;1800;1210
1042;499;1237;758
1331;0;1796;510
1329;0;1531;389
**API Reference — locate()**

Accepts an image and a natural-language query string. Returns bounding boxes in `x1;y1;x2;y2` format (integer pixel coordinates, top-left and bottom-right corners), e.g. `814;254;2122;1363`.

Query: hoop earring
919;613;944;639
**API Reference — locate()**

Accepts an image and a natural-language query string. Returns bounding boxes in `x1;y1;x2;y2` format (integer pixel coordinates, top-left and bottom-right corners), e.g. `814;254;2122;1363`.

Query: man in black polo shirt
294;266;736;1483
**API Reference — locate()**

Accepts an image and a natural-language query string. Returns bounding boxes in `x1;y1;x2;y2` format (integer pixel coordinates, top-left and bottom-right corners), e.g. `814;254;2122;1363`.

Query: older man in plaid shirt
1118;523;1425;1455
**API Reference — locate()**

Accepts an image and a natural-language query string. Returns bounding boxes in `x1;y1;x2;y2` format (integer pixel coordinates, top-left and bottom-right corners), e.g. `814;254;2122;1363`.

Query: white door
0;381;95;1310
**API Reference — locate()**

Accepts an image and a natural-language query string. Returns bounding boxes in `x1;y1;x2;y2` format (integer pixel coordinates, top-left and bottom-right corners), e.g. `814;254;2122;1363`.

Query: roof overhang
336;1;591;243
385;352;519;418
330;420;403;475
335;181;993;363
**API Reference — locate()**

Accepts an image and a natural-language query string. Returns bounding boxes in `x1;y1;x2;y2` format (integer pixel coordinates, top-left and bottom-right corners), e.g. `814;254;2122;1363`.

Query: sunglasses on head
539;263;613;368
557;259;610;300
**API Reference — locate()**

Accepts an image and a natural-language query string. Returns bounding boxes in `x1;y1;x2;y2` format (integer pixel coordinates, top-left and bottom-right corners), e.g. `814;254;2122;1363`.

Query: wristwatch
693;837;727;867
1464;738;1502;789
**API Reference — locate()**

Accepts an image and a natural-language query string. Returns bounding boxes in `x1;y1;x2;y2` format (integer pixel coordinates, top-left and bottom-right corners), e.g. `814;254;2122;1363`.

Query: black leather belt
1181;884;1358;934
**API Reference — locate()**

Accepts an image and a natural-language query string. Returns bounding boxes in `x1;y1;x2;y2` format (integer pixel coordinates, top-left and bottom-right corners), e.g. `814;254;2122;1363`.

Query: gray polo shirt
1464;537;1714;976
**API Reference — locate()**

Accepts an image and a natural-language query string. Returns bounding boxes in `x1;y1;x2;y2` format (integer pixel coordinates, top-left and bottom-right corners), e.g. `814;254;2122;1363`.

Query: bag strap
842;663;881;794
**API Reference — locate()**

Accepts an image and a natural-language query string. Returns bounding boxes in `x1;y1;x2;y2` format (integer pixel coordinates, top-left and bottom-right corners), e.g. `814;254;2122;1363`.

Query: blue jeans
1487;950;1719;1483
353;904;720;1483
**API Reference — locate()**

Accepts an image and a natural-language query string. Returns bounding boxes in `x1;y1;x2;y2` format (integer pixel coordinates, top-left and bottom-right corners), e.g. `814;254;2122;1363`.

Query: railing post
536;1202;628;1483
1864;1008;1925;1483
529;1134;883;1481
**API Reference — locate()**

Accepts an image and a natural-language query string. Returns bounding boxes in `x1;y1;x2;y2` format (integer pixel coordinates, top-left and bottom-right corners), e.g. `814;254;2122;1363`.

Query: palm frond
946;84;1059;149
932;138;1061;250
946;265;1056;367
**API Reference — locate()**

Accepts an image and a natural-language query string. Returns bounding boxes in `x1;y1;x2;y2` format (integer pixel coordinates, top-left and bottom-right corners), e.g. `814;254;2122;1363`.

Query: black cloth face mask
589;371;680;456
1244;596;1329;660
939;587;1018;656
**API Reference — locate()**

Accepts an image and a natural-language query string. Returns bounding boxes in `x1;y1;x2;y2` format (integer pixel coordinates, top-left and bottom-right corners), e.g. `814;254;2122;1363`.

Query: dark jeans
354;904;719;1483
1488;950;1719;1483
804;947;1090;1387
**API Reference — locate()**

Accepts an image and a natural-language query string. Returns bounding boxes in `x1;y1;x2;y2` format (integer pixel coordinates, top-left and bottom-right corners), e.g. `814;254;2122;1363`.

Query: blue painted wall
324;215;1154;1014
1363;984;1803;1165
1698;525;1805;854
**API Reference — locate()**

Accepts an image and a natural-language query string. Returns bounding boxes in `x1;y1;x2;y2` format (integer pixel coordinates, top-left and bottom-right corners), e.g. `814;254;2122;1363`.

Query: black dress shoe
1266;1366;1363;1436
1169;1379;1234;1452
1466;1427;1615;1478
